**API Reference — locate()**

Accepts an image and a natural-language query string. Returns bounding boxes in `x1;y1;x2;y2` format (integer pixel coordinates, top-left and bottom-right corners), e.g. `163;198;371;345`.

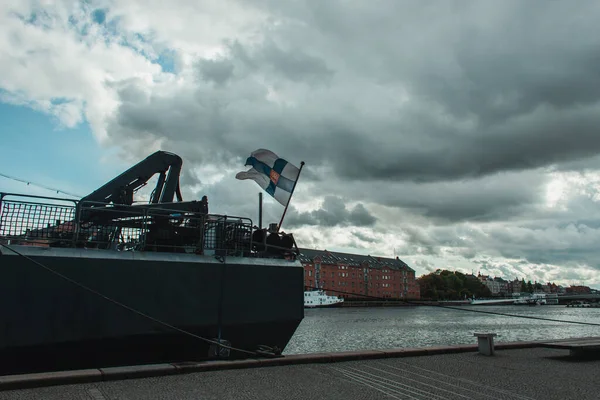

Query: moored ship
0;151;304;375
304;290;344;308
513;292;548;305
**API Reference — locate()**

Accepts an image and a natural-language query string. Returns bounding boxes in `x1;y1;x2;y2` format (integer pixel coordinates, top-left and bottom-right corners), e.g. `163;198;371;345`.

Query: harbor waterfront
283;305;600;355
2;305;600;397
3;346;599;399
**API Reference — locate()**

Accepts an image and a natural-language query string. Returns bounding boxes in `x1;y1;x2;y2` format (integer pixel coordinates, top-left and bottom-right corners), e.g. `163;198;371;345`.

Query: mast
277;161;305;231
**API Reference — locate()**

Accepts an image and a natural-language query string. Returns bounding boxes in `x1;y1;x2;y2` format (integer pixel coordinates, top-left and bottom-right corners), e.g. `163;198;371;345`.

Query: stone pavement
1;346;598;400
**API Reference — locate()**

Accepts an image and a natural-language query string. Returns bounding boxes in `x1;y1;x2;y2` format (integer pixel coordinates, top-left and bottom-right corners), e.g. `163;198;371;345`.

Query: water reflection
283;305;600;355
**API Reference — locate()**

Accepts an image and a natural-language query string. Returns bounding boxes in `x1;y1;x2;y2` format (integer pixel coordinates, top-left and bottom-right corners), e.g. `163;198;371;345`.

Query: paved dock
1;343;598;399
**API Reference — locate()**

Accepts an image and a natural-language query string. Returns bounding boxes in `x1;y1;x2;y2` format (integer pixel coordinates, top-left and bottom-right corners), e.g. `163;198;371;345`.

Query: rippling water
283;305;600;355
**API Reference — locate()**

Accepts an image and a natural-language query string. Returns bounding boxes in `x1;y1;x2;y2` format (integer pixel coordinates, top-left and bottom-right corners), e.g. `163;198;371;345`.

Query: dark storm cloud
351;230;378;244
494;224;600;268
414;259;436;273
555;154;600;175
427;218;600;272
285;196;377;228
257;40;334;84
398;225;448;257
315;168;548;223
108;1;600;187
198;58;235;86
451;247;477;260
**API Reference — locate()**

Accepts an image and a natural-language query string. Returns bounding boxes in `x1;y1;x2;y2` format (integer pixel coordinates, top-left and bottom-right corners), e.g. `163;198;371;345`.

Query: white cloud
0;0;162;140
107;0;267;54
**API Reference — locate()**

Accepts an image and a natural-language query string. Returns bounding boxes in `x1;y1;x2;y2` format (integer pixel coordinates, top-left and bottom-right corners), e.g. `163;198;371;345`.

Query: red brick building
566;285;592;294
298;248;420;300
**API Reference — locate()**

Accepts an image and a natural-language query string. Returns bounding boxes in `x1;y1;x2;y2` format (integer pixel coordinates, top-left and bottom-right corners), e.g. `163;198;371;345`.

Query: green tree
526;280;533;293
417;270;491;300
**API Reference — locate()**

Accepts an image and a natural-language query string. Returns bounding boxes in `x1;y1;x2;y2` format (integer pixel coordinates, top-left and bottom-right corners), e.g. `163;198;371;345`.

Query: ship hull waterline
0;246;305;375
304;303;344;309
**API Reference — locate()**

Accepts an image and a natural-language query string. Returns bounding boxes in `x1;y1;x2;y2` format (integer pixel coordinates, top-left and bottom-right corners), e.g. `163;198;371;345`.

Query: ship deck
1;339;599;399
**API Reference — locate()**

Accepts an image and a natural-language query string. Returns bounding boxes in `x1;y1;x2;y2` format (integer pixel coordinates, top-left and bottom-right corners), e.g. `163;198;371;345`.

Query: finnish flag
235;149;300;206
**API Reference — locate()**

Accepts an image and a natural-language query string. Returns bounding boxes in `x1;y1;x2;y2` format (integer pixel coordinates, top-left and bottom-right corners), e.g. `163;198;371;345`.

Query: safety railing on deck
0;193;298;259
0;193;78;248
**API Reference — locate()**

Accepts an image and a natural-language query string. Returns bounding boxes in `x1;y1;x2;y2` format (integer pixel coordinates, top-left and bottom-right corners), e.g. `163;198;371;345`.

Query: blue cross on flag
235;149;300;206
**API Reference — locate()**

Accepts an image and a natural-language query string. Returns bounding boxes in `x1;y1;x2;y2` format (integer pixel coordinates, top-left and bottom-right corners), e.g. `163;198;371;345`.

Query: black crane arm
80;151;184;206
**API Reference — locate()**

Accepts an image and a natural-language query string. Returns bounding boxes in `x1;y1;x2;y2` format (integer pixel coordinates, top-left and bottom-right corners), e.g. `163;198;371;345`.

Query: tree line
418;269;547;300
418;270;491;300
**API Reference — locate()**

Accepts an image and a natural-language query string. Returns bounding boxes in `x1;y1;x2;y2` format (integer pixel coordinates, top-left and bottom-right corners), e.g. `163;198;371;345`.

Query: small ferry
513;293;547;306
469;292;554;306
304;290;344;308
469;298;515;306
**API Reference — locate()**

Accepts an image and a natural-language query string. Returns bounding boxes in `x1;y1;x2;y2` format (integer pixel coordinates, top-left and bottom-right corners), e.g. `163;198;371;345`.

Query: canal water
283;305;600;355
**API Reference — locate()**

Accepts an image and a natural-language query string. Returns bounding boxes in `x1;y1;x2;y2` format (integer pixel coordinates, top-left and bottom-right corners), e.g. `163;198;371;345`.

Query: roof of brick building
297;248;414;272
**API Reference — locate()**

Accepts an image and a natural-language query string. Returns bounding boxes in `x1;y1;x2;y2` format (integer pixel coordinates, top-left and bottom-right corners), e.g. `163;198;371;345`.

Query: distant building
541;283;560;293
494;277;509;295
509;279;522;294
477;273;503;296
477;273;489;282
566;285;592;294
298;248;420;300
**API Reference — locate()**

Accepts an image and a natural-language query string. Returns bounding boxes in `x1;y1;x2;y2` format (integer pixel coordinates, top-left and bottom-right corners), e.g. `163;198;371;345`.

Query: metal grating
0;193;296;259
0;200;77;247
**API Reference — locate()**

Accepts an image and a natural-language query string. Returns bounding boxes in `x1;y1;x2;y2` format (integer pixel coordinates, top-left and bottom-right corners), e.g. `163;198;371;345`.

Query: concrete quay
1;338;599;399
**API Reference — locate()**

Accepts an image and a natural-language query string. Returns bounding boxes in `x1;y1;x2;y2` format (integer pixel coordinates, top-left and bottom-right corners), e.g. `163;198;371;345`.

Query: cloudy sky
2;0;600;288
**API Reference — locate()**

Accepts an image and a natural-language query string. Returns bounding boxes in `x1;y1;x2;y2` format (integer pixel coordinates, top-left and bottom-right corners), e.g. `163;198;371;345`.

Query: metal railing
0;193;298;259
0;193;78;248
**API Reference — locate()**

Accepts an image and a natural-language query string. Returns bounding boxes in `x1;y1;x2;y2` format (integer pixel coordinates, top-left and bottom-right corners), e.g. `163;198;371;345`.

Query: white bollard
474;333;497;356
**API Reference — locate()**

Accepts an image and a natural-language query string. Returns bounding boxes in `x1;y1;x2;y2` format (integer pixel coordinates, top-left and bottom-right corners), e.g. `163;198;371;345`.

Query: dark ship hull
0;246;304;375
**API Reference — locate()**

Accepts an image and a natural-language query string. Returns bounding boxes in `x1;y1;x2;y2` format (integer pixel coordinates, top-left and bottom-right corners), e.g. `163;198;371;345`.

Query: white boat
470;298;515;305
513;293;547;305
304;290;344;308
469;292;549;306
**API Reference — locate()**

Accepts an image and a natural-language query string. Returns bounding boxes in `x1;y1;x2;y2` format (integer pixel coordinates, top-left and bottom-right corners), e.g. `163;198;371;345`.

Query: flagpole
277;161;305;232
258;192;263;229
